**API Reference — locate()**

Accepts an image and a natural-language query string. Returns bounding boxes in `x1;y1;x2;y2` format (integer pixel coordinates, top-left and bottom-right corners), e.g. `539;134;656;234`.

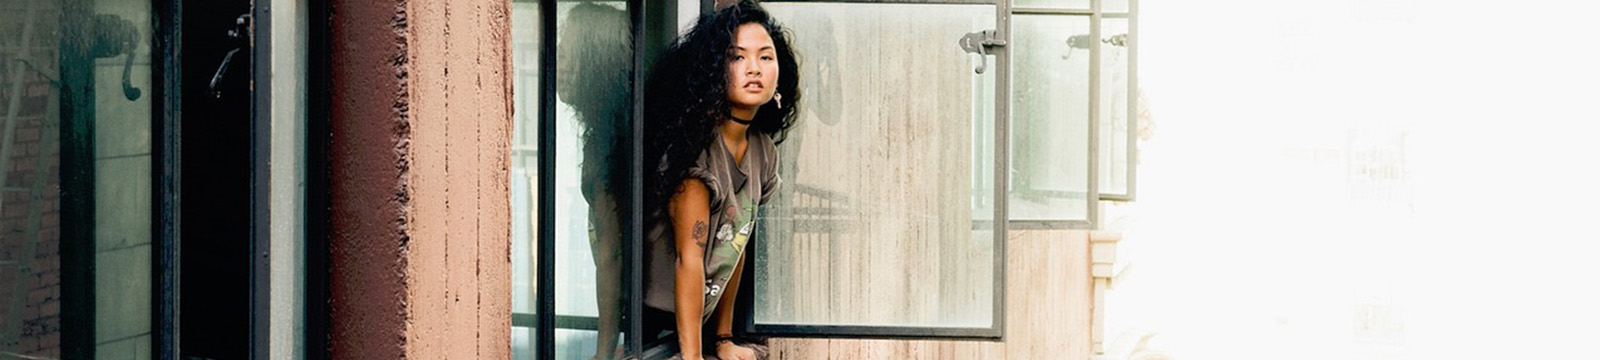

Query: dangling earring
774;92;784;109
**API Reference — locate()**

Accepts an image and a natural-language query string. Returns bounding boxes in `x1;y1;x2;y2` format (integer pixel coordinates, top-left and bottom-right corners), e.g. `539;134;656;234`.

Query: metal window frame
1005;0;1111;228
153;0;181;358
724;0;1013;342
534;0;558;358
249;0;276;357
1092;0;1136;202
306;0;334;357
528;1;654;359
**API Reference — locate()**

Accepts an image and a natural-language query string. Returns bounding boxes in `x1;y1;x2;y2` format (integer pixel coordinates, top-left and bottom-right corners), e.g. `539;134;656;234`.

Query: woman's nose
744;60;760;77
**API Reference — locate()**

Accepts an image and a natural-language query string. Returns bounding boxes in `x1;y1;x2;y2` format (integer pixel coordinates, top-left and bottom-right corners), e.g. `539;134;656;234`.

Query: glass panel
0;0;152;358
557;2;631;360
752;3;997;328
1010;15;1091;221
1104;0;1129;13
1014;0;1090;10
268;0;310;357
510;1;540;359
1099;17;1131;198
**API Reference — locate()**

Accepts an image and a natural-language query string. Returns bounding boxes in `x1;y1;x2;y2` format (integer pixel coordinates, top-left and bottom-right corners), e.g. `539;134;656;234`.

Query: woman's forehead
733;23;774;49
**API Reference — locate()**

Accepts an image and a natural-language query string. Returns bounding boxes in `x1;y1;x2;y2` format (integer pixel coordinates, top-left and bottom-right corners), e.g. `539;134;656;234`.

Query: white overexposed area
1103;0;1600;359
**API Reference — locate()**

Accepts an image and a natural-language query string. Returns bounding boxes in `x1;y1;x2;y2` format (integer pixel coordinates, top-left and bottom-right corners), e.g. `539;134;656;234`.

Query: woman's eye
761;56;775;61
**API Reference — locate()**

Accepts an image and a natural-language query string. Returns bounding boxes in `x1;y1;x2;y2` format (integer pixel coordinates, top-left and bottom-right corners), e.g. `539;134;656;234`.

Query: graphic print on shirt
701;191;756;318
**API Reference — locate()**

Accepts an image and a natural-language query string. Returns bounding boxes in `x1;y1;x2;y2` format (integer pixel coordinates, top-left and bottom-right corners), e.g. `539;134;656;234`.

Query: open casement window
512;0;662;359
1097;0;1138;201
741;0;1140;340
739;0;1011;339
1014;0;1140;203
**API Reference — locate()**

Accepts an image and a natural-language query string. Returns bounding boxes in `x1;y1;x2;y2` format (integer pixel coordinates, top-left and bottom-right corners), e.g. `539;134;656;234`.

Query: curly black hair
644;0;800;213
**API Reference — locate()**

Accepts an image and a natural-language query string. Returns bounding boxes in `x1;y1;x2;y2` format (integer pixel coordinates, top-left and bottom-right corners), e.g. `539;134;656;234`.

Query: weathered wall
328;0;513;358
768;229;1095;360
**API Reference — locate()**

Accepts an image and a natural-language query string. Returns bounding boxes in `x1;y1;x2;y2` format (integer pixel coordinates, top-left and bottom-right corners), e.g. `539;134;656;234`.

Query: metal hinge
959;29;1007;74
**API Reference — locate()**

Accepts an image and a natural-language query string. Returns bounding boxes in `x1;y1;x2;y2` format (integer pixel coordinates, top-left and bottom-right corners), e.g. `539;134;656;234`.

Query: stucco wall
328;0;513;358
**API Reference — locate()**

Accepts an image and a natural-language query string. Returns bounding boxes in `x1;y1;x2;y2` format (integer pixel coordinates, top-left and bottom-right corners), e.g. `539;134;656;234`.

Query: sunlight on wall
1105;1;1600;359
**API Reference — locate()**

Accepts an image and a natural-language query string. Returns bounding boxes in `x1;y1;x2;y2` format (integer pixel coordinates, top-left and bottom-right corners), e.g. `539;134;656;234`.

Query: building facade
0;0;1137;358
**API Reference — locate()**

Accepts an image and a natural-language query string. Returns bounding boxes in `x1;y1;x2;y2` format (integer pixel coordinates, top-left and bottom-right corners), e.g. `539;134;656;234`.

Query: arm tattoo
693;220;708;249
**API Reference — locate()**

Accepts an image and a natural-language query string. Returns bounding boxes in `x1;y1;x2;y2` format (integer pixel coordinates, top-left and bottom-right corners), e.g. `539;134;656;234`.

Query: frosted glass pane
1105;0;1130;13
1099;18;1131;197
1015;0;1090;10
752;3;998;328
1010;15;1092;221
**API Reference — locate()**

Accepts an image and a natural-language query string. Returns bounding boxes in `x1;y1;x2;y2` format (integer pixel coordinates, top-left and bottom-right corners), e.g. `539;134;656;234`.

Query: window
510;0;1139;357
747;1;1003;338
0;0;317;358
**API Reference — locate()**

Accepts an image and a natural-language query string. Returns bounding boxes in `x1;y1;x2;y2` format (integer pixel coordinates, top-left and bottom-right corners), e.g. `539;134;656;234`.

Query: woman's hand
715;340;758;360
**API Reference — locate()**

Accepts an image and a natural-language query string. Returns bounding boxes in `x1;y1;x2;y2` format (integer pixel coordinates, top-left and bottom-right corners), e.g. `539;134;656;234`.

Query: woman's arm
710;252;744;341
669;178;713;360
708;250;758;360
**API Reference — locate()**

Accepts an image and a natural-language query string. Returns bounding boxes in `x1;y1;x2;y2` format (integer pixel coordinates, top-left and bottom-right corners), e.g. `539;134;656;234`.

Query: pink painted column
327;0;512;358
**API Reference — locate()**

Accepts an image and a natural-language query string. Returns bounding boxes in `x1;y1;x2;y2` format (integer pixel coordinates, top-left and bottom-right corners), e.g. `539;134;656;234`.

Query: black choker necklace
729;115;755;125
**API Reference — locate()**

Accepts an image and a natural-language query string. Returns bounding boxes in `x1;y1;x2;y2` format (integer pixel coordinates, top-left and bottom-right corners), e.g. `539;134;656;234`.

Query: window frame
729;0;1014;341
1094;1;1138;202
518;0;1140;357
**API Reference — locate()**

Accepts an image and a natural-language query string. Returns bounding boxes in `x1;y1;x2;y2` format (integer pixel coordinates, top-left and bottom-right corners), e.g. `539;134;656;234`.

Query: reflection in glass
558;2;631;360
0;0;152;358
509;1;541;359
752;3;997;328
1011;15;1092;221
1099;18;1131;197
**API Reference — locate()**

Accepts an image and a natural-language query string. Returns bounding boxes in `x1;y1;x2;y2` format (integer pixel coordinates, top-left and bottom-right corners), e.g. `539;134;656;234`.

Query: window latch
959;29;1006;74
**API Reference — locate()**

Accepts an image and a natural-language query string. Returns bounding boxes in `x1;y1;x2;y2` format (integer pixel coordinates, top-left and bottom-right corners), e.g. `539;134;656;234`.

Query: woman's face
726;23;780;115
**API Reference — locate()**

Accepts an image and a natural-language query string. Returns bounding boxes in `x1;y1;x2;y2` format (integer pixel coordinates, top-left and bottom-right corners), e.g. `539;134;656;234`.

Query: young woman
642;1;799;359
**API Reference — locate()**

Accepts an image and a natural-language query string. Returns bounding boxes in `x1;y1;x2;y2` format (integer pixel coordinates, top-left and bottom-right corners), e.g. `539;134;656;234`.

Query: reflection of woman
642;1;799;359
555;3;630;360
